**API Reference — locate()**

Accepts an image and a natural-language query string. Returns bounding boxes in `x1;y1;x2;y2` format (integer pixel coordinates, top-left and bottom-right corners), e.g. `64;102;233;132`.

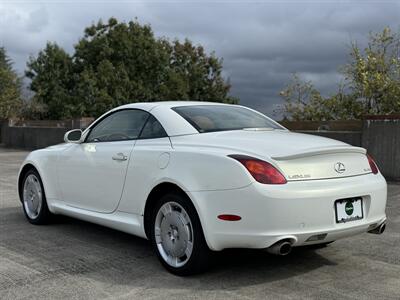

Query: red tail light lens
367;154;379;174
228;155;287;184
218;214;242;221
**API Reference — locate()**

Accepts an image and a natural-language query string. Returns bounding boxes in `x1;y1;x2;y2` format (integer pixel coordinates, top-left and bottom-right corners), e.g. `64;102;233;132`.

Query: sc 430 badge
288;174;311;179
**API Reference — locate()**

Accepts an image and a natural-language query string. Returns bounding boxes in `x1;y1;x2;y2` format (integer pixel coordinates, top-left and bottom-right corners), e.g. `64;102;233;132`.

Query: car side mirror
64;129;83;143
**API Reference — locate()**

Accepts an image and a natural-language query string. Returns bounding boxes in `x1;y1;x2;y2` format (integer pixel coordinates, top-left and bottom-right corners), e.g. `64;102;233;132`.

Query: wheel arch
18;163;40;203
143;182;204;241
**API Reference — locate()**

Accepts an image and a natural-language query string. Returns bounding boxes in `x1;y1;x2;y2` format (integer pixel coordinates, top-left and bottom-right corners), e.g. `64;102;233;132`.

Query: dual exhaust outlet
267;221;386;256
368;222;386;234
266;240;292;256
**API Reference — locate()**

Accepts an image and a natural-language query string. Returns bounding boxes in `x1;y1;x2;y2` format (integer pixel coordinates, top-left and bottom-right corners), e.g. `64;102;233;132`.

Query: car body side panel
48;199;146;238
117;142;255;215
57;141;135;213
18;143;71;212
117;137;174;214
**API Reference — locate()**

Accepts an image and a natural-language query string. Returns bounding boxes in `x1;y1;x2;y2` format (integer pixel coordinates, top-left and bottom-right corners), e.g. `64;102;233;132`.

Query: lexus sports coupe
18;102;387;275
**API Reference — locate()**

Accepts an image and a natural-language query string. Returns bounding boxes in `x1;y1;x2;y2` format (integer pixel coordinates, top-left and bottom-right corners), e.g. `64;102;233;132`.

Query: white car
18;101;387;275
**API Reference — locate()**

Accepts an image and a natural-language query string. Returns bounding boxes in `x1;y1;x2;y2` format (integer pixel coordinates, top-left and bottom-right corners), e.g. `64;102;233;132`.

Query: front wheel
150;192;211;276
21;169;52;225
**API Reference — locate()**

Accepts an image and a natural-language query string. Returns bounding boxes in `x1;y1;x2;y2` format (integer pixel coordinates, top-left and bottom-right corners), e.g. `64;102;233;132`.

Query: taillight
228;155;287;184
367;154;379;174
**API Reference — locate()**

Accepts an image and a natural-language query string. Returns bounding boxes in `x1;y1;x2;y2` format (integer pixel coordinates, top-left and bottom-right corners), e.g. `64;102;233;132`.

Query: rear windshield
172;105;282;133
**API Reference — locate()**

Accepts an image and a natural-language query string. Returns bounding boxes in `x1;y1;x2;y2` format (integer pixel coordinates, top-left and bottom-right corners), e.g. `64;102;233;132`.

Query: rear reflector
218;214;242;221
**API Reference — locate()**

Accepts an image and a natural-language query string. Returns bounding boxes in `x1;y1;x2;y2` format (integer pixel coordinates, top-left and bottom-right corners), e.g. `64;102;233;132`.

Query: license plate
335;197;363;223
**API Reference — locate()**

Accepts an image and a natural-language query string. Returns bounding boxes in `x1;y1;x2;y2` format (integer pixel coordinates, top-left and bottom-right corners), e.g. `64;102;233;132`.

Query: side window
86;110;149;142
139;115;168;139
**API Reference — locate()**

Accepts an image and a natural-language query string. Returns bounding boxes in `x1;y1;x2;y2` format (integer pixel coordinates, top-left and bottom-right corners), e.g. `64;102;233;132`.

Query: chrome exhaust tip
266;240;292;256
368;222;386;234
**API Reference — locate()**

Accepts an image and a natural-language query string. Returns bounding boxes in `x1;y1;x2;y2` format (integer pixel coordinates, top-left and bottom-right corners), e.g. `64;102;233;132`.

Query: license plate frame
334;197;364;223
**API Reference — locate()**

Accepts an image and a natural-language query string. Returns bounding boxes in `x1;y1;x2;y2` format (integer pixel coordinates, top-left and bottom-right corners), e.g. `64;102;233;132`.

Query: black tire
149;191;211;276
20;169;52;225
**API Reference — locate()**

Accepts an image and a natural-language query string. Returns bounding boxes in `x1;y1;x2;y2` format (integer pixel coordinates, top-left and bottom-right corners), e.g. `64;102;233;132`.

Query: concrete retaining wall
2;126;68;150
0;118;93;150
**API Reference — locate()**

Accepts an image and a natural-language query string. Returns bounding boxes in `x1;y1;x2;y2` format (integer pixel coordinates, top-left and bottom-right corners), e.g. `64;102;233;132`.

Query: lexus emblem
334;162;346;173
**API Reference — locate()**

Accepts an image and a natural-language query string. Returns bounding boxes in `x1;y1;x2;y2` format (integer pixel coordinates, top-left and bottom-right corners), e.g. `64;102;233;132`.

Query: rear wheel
150;192;211;276
21;169;52;225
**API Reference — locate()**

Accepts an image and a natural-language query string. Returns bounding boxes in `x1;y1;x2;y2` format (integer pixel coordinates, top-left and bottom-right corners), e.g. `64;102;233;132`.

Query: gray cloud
1;1;399;118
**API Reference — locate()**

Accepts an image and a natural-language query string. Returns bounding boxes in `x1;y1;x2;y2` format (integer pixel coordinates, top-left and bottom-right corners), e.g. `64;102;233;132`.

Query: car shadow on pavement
1;206;337;292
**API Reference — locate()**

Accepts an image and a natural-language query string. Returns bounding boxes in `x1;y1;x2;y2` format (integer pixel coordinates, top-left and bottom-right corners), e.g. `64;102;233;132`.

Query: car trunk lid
171;130;372;181
271;146;371;181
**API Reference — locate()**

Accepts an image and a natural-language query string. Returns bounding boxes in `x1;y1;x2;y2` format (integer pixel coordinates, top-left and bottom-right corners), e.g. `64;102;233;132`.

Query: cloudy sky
1;0;399;118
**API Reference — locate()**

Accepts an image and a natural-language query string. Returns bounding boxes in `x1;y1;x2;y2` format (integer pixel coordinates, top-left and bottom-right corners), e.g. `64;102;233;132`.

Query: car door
117;114;173;214
57;109;150;213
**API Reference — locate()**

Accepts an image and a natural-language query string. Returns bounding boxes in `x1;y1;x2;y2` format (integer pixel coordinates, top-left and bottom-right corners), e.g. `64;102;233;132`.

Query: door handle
112;153;128;161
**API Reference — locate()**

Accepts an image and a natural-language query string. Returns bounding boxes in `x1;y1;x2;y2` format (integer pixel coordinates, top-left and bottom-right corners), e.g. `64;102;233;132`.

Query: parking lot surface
0;148;399;300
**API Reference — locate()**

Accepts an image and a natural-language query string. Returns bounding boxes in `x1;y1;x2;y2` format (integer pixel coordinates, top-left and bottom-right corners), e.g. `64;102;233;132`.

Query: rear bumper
189;173;387;251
